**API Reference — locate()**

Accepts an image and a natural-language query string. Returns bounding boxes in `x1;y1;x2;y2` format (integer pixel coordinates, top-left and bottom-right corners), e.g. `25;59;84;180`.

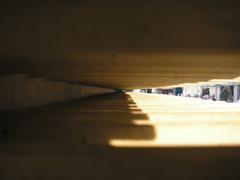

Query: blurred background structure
135;80;240;102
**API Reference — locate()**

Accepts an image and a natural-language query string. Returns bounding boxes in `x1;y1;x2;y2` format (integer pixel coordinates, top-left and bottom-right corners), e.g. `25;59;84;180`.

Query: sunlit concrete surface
110;93;240;147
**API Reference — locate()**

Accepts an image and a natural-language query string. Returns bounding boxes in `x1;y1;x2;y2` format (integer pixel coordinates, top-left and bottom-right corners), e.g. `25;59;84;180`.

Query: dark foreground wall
0;1;240;88
0;75;114;111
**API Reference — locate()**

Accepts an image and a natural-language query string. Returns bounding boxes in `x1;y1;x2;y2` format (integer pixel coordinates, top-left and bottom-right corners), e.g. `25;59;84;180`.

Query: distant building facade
134;82;240;103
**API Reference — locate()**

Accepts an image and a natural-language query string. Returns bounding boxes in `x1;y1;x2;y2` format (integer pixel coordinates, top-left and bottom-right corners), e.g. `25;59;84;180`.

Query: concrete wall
0;74;114;111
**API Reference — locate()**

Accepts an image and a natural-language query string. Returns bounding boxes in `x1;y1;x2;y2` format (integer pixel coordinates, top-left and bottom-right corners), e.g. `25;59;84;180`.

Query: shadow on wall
0;92;156;148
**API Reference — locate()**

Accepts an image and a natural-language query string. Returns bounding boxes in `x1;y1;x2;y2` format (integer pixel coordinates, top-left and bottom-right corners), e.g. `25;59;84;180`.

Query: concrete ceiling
1;0;240;89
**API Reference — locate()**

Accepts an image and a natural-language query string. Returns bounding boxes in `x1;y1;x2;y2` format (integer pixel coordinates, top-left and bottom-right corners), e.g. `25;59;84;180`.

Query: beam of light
109;92;240;147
